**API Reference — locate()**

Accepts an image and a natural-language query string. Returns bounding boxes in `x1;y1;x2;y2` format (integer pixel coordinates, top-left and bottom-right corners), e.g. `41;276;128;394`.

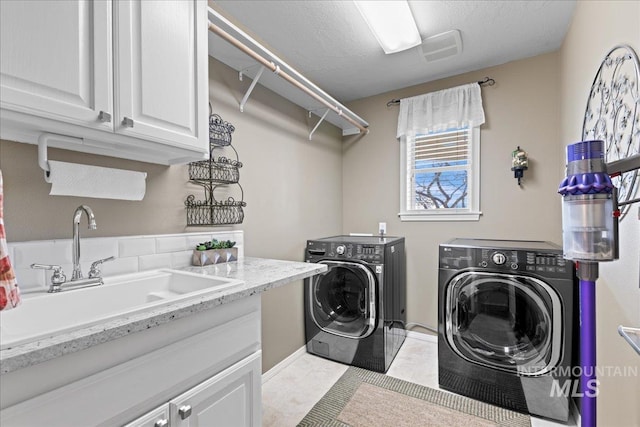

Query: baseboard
406;330;438;343
262;331;436;384
262;345;307;384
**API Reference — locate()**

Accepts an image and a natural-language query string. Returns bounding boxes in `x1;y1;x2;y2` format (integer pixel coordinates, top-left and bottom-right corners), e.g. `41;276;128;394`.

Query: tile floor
262;333;577;427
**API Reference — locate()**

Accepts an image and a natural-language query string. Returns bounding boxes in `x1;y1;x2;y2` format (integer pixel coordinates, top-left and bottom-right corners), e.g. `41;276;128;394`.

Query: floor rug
297;366;531;427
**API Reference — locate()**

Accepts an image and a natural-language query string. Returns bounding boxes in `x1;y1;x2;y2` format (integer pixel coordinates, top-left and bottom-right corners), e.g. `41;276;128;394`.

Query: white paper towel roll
47;161;146;201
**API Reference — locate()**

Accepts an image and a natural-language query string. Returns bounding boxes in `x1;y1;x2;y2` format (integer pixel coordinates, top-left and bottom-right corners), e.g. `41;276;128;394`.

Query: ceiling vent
420;30;462;62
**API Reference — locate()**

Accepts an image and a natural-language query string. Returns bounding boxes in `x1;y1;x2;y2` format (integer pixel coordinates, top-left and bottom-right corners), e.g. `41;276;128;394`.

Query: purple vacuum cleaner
558;140;619;427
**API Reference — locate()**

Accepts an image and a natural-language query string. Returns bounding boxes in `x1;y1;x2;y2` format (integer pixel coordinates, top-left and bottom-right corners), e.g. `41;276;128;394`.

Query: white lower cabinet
125;405;171;427
0;296;262;427
125;352;261;427
170;352;261;427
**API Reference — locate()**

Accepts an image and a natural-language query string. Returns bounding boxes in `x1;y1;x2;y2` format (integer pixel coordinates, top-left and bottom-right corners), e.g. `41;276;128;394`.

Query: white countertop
0;257;326;374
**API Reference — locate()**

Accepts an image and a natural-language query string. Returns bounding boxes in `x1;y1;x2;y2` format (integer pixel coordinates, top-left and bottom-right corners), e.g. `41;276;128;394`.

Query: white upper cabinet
0;0;208;165
114;0;207;150
0;1;113;130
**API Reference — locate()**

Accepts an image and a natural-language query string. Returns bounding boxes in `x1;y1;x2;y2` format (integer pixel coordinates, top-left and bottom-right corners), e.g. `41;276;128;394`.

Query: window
400;126;480;221
396;83;485;221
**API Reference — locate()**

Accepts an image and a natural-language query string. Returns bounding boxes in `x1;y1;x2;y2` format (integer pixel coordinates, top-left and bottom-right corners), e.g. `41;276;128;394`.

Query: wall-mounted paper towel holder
37;133;84;182
37;133;147;201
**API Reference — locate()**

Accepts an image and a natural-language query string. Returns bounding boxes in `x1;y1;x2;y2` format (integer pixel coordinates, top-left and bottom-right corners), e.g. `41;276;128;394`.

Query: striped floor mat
297;366;531;427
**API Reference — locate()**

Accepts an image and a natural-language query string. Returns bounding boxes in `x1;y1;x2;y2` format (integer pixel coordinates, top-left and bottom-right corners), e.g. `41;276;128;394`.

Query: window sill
398;211;482;222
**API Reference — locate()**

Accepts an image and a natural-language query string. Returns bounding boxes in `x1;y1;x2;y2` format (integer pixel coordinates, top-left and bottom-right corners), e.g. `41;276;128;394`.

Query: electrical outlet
379;222;387;235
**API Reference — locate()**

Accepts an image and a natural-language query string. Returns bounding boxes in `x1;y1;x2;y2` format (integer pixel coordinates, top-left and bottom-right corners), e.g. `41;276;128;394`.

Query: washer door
310;261;377;338
445;271;562;376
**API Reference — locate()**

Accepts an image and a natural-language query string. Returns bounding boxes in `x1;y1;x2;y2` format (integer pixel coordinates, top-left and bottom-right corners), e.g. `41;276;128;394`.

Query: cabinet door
170;352;262;427
0;0;112;130
114;0;208;151
123;405;170;427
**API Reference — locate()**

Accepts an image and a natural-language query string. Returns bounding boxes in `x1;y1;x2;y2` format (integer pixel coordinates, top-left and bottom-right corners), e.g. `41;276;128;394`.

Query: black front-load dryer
304;235;406;373
438;238;577;422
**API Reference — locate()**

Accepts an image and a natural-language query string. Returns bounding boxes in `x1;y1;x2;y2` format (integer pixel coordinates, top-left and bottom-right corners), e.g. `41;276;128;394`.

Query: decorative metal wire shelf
189;145;243;184
186;109;245;226
185;185;246;226
209;113;235;146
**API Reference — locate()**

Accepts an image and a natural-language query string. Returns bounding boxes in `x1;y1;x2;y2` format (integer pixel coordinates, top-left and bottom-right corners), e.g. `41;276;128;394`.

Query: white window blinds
408;128;471;210
413;128;469;168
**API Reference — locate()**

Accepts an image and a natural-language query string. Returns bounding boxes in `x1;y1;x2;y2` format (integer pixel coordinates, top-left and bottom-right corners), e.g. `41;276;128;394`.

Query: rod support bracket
239;65;266;112
309;109;331;140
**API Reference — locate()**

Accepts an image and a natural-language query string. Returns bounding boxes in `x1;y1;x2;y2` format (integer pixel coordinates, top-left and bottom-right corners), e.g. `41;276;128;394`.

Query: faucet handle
31;264;67;291
88;256;116;278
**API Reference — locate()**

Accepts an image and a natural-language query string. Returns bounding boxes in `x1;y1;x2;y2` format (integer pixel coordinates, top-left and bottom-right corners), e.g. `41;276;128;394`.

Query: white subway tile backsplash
80;238;118;264
13;268;46;293
186;234;209;248
170;250;193;269
156;236;189;254
118;238;156;258
6;231;244;286
101;257;139;277
139;253;173;271
13;241;73;268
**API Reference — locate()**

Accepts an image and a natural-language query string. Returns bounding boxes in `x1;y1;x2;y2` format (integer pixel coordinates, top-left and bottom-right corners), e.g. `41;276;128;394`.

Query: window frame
399;126;481;221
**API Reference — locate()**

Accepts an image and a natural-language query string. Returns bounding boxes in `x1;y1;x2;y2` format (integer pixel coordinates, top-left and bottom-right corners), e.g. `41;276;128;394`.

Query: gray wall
342;51;563;333
206;58;344;371
0;56;344;372
559;1;640;425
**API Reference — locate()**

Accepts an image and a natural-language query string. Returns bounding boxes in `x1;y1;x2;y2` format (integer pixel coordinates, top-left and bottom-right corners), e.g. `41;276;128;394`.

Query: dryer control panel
439;244;572;279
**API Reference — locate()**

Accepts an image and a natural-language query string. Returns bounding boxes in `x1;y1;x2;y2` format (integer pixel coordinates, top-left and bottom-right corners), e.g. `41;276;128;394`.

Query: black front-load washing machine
438;239;577;422
304;235;406;373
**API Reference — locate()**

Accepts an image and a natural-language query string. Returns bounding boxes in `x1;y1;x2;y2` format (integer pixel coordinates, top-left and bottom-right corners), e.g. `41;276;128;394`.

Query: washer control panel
491;252;507;265
306;241;383;262
439;244;571;279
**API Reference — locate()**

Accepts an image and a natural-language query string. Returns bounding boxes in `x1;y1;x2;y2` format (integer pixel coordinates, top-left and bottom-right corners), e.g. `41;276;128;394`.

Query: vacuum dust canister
558;140;618;261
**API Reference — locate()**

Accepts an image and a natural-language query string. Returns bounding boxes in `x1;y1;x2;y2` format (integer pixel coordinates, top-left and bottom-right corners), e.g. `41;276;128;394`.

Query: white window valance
396;83;485;138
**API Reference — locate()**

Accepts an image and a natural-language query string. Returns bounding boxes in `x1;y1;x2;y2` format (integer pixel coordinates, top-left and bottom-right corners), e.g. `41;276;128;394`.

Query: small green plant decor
192;239;238;266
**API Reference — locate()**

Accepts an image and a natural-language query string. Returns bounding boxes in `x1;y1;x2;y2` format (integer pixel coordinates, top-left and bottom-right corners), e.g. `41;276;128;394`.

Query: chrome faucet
31;205;115;292
72;205;96;280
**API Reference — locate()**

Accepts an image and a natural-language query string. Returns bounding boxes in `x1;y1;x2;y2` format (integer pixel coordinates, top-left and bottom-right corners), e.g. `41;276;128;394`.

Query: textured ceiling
210;0;576;102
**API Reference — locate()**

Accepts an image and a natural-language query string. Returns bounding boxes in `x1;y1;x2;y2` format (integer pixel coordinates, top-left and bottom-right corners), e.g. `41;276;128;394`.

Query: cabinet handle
153;419;168;427
122;117;134;127
98;111;112;123
178;405;192;420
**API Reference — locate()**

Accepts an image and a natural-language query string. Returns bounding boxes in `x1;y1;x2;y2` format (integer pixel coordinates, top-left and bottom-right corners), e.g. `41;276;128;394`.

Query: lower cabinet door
170;351;262;427
123;405;170;427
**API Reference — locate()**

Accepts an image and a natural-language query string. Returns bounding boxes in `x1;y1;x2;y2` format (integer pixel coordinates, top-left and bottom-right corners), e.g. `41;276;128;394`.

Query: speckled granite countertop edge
1;257;326;375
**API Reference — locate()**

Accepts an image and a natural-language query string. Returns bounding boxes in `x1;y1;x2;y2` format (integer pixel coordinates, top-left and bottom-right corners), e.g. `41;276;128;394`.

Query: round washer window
310;261;377;338
446;272;562;376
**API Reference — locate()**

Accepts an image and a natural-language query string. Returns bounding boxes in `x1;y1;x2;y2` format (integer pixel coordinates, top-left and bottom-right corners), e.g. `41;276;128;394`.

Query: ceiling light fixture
354;0;421;54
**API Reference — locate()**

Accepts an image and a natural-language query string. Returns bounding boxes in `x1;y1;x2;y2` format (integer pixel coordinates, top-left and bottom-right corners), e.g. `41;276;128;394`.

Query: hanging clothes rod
385;77;496;107
207;12;369;135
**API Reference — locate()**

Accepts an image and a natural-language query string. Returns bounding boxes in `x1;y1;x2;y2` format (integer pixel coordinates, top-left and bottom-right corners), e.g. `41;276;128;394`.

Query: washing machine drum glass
311;261;377;338
445;272;562;376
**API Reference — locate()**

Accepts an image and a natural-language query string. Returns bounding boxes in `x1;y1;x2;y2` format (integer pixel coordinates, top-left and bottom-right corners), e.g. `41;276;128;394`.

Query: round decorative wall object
582;44;640;220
